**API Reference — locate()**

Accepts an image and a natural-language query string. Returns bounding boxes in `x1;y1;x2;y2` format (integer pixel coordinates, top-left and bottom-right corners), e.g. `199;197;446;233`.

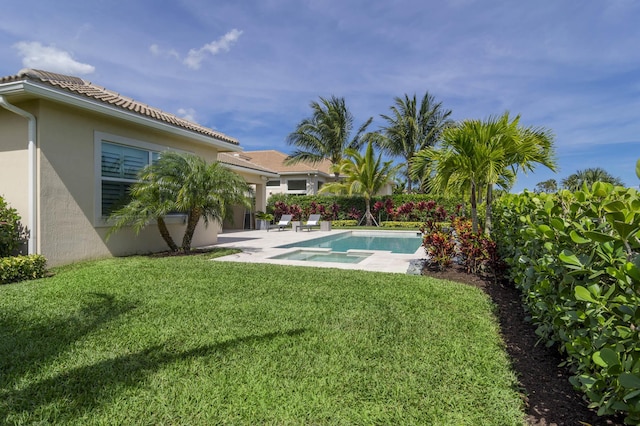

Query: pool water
277;231;422;254
270;250;371;264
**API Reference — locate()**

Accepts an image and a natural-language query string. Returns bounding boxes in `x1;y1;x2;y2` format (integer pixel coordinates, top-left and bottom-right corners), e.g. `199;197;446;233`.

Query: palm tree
108;152;251;252
285;96;374;179
319;141;400;226
411;113;556;235
561;167;624;191
534;178;558;193
378;92;453;192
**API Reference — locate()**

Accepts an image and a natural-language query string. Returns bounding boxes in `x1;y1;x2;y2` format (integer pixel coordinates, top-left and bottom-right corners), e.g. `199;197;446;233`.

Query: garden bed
422;264;625;426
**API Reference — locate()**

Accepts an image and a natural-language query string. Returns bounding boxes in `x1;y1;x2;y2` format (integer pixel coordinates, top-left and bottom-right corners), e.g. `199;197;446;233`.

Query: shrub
492;183;640;423
0;254;47;284
267;194;466;223
0;196;26;257
331;220;358;227
453;218;499;275
422;230;456;270
380;221;423;229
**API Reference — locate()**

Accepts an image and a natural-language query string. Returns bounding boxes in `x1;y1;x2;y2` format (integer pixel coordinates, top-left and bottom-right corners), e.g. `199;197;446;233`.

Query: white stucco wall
2;99;229;266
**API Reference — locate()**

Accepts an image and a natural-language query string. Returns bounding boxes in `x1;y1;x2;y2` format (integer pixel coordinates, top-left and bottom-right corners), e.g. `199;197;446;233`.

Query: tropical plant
534;178;558;193
108;152;250;252
319;142;400;226
411;113;556;235
285;96;375;179
377;92;453;192
0;196;25;257
561;167;625;191
492;184;640;422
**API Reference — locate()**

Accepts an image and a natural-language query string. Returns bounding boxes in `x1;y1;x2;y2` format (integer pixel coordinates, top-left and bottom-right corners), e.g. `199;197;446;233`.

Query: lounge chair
269;214;293;231
299;214;321;231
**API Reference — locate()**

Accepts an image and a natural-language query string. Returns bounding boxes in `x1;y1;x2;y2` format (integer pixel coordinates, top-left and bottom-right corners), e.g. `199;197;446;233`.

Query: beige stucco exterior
0;98;237;266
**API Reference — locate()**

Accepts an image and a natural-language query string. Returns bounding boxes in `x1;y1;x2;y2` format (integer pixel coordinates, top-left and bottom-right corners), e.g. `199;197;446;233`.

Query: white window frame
287;179;307;193
94;131;186;226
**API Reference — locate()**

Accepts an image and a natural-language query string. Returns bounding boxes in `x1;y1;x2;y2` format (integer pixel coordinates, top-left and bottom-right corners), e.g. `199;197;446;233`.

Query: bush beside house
0;195;46;284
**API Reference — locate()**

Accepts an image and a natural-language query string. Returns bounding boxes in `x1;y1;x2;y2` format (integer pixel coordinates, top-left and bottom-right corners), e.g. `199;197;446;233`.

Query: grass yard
0;253;524;425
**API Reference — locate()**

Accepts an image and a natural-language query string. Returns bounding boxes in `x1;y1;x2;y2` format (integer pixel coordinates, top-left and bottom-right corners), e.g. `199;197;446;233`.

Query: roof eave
222;163;279;178
0;80;241;152
278;170;333;177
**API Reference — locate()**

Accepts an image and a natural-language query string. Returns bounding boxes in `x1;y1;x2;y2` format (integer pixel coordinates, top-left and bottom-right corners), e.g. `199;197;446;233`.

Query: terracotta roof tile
240;150;335;175
0;69;238;145
217;152;279;175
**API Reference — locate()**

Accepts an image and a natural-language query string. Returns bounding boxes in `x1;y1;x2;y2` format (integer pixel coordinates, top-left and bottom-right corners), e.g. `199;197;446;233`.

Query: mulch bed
422;264;625;426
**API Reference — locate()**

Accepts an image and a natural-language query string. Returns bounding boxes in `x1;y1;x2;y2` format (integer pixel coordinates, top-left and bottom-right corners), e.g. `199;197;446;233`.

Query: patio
210;228;425;273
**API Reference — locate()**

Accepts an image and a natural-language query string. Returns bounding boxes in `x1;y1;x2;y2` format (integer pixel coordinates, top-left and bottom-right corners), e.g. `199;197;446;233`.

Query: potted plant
255;211;274;230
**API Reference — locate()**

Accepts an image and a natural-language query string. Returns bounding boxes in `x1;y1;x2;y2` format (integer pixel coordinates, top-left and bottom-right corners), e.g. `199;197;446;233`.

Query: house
217;152;279;229
0;69;267;266
241;150;393;199
237;150;336;198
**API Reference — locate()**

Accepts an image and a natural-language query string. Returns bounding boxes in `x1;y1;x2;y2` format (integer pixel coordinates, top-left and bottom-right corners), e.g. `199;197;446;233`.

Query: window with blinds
100;142;158;216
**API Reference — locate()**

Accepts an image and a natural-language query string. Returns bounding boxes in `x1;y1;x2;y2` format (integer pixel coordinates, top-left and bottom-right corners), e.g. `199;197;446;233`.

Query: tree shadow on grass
0;293;138;384
1;328;307;423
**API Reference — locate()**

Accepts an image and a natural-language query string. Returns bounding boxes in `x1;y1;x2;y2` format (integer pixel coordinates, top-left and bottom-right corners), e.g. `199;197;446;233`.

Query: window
100;142;158;216
266;180;280;187
287;179;307;191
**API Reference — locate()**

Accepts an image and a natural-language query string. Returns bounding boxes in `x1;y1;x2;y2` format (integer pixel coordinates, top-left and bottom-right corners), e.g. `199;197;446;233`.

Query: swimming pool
277;231;423;254
270;249;371;264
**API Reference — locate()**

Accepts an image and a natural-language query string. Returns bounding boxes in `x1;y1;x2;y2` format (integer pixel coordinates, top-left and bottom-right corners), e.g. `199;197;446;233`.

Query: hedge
266;193;466;222
0;254;47;284
492;183;640;423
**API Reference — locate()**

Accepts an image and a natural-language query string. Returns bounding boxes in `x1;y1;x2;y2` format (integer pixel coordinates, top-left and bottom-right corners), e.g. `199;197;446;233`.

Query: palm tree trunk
181;208;201;251
470;180;478;234
484;185;493;237
365;198;372;226
157;216;179;252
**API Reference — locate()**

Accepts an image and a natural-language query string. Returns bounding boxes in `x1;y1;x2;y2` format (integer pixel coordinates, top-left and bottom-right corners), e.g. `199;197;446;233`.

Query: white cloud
150;44;180;60
177;107;197;122
184;29;243;70
13;41;95;75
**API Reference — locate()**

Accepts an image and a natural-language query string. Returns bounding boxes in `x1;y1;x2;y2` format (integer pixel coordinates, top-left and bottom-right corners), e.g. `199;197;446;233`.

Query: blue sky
2;0;639;192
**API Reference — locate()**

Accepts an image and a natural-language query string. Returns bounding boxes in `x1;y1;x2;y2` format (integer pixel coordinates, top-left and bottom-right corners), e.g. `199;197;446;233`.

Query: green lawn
0;253;524;425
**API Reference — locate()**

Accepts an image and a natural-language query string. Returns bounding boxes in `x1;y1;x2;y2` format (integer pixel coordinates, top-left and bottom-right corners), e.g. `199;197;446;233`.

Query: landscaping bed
422;264;625;426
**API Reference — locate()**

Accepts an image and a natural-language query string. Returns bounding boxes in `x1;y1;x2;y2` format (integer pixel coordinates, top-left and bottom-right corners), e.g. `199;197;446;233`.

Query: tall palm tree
108;152;251;252
411;113;556;235
534;178;558;193
411;128;484;232
320;141;400;226
378;92;453;192
285;96;374;179
561;167;624;191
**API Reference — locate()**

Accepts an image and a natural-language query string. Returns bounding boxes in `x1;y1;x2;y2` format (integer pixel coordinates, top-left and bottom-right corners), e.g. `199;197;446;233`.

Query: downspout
0;96;37;255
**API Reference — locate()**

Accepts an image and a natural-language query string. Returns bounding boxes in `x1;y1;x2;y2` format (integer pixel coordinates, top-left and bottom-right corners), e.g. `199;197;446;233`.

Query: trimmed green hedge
331;220;358;227
380;221;423;229
492;183;640;423
0;254;47;284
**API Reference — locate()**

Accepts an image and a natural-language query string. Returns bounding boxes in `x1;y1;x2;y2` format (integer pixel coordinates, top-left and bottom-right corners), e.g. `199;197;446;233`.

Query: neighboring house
239;150;335;198
0;69;264;266
242;150;393;199
217;152;279;229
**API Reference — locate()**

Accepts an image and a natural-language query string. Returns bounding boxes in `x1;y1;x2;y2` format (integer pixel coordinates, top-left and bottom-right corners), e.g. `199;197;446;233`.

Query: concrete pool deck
209;228;425;274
